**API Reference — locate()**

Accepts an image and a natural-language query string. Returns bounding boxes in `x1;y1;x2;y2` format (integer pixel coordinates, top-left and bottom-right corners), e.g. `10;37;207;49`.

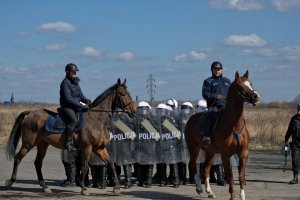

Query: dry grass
0;103;295;149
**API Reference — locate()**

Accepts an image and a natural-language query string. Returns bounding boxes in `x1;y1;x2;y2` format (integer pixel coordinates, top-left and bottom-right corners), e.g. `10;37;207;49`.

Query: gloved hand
86;99;92;105
79;104;89;112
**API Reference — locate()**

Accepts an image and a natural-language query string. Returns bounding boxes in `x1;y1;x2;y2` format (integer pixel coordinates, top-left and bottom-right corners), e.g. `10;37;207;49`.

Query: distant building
3;92;15;106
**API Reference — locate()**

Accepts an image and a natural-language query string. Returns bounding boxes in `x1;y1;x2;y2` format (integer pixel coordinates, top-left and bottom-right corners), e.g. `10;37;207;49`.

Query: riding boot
99;165;107;189
210;165;217;183
172;164;180;188
144;165;153;188
124;164;132;189
61;161;76;187
64;127;76;151
216;165;226;186
90;165;99;188
289;172;299;184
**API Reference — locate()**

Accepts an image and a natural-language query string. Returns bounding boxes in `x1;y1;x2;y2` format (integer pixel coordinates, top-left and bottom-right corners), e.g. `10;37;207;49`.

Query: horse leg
222;156;235;200
79;146;92;195
6;145;32;188
94;148;121;194
238;151;248;200
34;142;51;193
203;152;216;199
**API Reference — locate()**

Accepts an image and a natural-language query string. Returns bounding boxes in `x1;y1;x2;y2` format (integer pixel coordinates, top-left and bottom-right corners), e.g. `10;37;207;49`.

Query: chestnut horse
5;78;136;195
185;71;260;200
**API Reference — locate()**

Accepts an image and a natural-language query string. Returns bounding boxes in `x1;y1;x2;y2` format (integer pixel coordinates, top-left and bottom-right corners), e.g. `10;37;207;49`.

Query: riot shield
135;113;160;165
106;129;116;163
89;152;106;165
110;112;136;166
158;112;182;164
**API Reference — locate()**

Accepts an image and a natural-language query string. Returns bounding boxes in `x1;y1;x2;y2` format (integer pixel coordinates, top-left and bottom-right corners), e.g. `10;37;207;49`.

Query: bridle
235;81;257;104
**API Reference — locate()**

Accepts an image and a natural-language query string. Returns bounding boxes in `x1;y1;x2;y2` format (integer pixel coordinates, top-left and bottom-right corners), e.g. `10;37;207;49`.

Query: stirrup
203;136;211;144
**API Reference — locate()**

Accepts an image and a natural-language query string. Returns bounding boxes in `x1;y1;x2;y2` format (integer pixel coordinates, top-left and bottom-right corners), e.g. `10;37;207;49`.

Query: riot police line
61;99;233;188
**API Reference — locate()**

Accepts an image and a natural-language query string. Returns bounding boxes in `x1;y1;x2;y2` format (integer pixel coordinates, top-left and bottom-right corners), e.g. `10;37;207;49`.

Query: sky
0;0;300;104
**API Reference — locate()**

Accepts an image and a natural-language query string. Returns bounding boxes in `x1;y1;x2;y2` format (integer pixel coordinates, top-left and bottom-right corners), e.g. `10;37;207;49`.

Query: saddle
44;109;85;134
197;110;223;137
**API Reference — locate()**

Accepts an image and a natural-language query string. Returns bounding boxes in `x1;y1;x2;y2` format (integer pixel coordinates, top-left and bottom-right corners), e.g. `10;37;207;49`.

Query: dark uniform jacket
60;76;89;112
202;75;231;108
285;114;300;149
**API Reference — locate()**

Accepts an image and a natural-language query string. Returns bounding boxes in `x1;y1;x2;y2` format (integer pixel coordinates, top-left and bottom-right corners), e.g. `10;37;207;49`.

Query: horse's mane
89;82;127;108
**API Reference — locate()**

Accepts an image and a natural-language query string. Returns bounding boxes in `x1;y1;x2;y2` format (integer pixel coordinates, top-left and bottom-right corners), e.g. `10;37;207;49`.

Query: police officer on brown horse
60;63;91;151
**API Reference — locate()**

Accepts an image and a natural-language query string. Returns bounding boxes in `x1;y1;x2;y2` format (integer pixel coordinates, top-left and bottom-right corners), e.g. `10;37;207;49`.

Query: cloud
18;31;28;37
224;34;266;47
272;0;300;11
0;66;28;74
281;45;300;61
35;21;76;33
210;0;264;11
39;44;67;51
118;52;134;61
82;47;104;57
174;51;208;62
242;48;277;56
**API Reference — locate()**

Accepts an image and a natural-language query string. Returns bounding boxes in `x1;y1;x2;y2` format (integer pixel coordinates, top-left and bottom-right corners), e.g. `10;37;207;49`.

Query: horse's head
233;71;260;105
113;78;136;117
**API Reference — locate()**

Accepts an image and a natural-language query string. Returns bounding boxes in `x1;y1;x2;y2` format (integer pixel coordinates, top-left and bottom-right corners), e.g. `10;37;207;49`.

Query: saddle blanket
45;112;85;134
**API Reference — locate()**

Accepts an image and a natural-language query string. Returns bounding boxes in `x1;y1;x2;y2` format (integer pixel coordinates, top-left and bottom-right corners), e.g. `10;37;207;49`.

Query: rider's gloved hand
79;104;89;112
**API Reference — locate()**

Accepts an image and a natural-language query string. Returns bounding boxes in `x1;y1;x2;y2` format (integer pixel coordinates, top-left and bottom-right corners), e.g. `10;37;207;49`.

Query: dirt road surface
0;147;299;200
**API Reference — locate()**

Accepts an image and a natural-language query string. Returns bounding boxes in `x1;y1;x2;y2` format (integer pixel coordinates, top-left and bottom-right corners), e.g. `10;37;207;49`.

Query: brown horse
185;71;260;200
5;78;136;195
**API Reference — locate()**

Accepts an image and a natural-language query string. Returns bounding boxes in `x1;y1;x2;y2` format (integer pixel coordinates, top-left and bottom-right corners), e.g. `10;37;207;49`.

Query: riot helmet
196;99;208;112
156;103;172;116
137;101;151;115
297;103;300;109
166;98;178;110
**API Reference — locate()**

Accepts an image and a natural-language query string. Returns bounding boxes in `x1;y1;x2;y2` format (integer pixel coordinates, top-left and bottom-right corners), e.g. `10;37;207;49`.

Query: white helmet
197;99;207;108
181;101;194;109
137;101;151;109
166;98;178;109
157;103;173;111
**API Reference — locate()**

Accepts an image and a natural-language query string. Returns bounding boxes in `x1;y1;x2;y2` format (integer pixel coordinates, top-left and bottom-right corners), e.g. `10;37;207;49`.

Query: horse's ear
117;78;121;85
235;71;240;80
123;79;127;85
243;70;249;79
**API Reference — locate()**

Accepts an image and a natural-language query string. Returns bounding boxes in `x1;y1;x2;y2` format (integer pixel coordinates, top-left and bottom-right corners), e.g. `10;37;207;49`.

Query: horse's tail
6;111;30;160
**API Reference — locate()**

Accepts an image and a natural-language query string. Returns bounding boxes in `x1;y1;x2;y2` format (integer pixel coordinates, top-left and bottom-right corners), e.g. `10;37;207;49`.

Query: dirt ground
0;147;299;200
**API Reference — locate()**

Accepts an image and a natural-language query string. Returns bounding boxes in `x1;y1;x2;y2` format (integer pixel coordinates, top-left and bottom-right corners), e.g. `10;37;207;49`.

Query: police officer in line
178;102;195;185
284;103;300;184
135;101;159;188
59;63;91;151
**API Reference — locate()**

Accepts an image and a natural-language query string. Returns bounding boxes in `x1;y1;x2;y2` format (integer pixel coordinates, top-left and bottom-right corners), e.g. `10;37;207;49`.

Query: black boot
178;162;187;185
90;165;99;188
99;165;107;189
168;164;174;184
172;164;180;188
144;165;153;188
61;161;76;187
124;165;132;189
158;164;167;186
216;165;226;186
289;173;299;184
64;127;76;151
137;164;144;187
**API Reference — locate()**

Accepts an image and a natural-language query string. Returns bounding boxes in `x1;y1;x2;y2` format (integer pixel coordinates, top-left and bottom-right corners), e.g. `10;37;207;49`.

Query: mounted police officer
202;61;231;144
284;103;300;184
59;63;91;151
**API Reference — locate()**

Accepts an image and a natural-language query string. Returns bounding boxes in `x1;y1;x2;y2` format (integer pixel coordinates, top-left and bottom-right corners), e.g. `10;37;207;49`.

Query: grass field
0;103;294;149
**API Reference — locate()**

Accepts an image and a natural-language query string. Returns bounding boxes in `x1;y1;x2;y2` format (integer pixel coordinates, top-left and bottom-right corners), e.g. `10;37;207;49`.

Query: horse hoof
5;179;14;188
113;187;121;195
208;193;216;199
81;189;90;196
43;187;52;193
196;187;203;195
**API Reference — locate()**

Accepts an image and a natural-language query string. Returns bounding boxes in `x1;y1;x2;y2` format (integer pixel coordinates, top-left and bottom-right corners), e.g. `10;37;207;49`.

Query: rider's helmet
211;61;222;71
65;63;79;72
